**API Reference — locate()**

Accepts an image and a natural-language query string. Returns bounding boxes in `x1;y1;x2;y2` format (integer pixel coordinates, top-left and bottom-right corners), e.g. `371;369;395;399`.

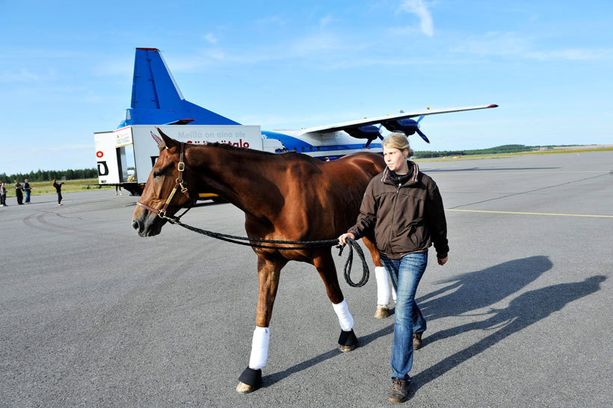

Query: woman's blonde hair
383;132;413;155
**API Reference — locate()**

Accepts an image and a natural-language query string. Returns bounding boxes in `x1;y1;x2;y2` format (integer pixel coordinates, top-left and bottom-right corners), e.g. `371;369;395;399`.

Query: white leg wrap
375;266;393;306
248;326;270;370
332;299;354;331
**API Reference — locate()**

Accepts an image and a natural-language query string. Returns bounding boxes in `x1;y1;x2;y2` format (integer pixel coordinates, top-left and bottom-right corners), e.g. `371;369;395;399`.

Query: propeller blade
416;115;425;123
364;138;373;148
415;128;430;143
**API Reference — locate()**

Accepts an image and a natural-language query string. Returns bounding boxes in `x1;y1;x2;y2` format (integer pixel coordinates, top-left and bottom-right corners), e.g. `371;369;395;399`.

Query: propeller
414;115;430;143
364;125;384;148
382;115;431;144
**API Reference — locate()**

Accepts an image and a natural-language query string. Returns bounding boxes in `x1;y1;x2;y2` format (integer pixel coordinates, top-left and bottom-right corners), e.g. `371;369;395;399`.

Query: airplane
118;47;497;159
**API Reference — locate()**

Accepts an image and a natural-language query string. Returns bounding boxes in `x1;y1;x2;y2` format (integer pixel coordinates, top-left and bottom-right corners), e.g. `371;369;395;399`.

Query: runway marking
447;208;613;219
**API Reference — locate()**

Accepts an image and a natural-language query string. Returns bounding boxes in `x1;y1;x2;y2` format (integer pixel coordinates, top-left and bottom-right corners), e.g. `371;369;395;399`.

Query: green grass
416;145;613;162
5;178;112;197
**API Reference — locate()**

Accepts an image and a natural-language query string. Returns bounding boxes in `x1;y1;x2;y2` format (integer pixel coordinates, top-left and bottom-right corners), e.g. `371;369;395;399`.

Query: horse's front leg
236;254;286;394
313;251;359;352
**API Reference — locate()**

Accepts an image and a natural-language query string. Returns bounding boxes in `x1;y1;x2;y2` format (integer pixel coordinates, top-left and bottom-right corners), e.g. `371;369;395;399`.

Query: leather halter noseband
136;142;191;222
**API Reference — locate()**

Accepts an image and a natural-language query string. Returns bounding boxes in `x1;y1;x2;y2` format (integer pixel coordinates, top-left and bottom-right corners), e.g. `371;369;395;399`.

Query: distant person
115;184;122;196
23;178;32;203
52;179;64;206
0;181;7;206
15;180;23;205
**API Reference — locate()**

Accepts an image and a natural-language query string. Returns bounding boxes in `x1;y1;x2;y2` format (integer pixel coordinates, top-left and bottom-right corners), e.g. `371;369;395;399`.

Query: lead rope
143;139;368;287
165;216;369;287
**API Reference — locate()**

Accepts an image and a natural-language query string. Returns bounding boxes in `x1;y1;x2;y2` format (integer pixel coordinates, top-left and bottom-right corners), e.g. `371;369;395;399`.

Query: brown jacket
349;161;449;260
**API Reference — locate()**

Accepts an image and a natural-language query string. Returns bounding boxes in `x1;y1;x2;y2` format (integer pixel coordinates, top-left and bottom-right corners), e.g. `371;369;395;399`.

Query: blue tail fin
118;48;238;127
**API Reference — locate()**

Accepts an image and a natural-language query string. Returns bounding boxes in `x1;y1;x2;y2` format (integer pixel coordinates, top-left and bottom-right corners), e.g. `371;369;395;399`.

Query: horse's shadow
264;256;605;389
264;324;395;388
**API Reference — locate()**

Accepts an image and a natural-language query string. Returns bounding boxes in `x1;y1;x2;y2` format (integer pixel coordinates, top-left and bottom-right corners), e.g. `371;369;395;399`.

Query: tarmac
1;151;612;408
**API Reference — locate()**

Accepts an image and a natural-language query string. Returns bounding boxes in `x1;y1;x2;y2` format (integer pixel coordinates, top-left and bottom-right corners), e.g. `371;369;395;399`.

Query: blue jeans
380;251;428;380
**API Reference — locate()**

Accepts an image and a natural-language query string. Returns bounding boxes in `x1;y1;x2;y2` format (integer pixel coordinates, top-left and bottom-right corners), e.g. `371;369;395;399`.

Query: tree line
0;168;98;182
413;144;536;159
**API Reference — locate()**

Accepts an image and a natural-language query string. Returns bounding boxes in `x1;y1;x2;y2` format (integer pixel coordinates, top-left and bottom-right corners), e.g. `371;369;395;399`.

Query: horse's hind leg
236;255;286;394
313;251;359;352
362;237;396;319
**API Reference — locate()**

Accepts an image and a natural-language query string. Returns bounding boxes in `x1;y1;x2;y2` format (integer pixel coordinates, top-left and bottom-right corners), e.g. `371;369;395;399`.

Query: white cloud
319;15;334;28
399;0;434;37
0;68;42;83
526;48;613;61
290;31;344;56
254;15;288;27
204;33;218;45
454;32;613;61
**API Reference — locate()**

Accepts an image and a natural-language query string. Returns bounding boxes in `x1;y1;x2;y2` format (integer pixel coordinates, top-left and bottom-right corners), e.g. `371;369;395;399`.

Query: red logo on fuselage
96;151;104;158
186;139;251;148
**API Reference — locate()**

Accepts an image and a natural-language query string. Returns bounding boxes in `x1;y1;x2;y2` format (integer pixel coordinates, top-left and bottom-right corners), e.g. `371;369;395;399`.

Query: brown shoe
413;332;423;350
387;378;410;403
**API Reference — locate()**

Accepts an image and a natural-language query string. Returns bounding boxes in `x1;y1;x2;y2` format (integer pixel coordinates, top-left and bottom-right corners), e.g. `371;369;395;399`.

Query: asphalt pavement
1;151;612;408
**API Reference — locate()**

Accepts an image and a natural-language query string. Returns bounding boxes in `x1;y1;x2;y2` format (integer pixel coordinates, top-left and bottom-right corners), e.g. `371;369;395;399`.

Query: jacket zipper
386;183;402;254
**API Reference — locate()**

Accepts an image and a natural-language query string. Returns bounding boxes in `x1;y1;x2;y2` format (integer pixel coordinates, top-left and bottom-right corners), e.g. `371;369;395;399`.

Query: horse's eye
153;164;172;178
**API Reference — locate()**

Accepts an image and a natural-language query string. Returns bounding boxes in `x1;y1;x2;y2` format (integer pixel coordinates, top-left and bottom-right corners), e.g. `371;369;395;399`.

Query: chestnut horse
131;129;392;393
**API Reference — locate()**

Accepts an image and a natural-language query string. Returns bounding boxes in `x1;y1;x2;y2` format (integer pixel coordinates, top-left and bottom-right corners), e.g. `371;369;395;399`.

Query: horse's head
131;129;195;237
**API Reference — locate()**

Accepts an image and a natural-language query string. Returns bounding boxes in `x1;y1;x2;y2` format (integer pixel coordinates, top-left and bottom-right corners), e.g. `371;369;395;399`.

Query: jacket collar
381;160;420;186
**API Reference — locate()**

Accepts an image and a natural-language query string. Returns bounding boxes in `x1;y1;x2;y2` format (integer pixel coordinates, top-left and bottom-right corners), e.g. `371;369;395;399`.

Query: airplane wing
298;104;498;135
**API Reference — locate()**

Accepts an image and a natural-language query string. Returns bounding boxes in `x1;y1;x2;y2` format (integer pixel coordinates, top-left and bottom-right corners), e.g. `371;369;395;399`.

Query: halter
137;142;193;222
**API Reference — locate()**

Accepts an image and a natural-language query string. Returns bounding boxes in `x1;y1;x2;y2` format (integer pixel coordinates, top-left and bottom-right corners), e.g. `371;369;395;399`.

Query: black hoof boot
338;329;359;352
236;367;262;394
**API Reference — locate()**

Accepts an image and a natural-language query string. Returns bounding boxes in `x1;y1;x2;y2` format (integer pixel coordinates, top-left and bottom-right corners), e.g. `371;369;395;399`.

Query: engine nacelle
381;118;419;135
345;125;382;141
381;118;430;143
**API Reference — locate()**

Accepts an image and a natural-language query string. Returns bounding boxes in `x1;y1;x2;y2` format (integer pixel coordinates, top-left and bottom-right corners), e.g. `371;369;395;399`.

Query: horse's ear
157;128;178;150
150;131;166;150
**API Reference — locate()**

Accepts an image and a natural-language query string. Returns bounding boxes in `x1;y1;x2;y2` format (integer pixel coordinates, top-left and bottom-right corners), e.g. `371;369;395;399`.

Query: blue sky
1;0;612;174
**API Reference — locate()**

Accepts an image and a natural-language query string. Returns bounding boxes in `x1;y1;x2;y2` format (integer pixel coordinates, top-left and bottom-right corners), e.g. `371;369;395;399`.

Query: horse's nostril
132;220;140;231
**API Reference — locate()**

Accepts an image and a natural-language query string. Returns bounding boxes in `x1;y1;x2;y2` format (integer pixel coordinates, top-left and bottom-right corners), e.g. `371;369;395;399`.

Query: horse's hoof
236;381;255;394
339;343;358;353
237;367;261;393
338;329;359;352
374;306;392;319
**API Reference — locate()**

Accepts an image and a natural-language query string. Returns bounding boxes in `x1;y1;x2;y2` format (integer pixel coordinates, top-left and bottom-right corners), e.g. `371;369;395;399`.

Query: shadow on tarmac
412;274;606;392
419;256;554;321
263;323;395;388
263;256;605;391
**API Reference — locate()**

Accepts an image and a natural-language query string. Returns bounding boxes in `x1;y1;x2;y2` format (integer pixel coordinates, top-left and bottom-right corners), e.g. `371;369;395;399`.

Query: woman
15;180;24;205
52;179;64;206
338;133;449;404
0;181;7;206
23;178;32;203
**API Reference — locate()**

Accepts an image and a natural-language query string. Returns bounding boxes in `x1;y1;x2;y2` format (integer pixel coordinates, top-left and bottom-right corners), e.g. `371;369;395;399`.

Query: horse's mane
189;142;320;164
